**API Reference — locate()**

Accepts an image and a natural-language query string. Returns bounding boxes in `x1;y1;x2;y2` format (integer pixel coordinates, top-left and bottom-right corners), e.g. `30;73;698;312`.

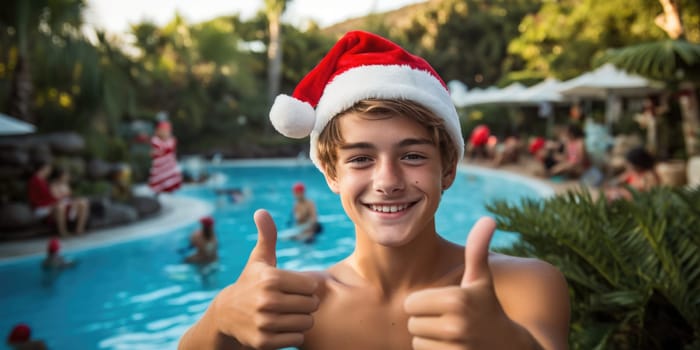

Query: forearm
178;304;243;350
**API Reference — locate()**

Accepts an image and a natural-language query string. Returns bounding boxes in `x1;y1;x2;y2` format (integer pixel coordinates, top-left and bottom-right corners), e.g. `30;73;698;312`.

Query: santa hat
269;31;464;171
7;323;31;343
529;137;546;155
200;216;214;229
47;238;60;254
292;182;305;193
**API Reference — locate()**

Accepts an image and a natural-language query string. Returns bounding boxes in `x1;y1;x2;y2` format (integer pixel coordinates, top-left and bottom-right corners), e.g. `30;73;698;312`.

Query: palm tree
265;0;289;120
488;186;700;349
596;0;700;157
265;0;288;99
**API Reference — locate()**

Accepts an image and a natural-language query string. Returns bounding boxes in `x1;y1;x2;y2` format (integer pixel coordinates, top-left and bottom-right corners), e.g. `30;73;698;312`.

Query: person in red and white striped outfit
148;120;182;195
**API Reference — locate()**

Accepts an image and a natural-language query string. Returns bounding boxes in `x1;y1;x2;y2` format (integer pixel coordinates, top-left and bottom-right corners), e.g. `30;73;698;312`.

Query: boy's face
324;112;455;247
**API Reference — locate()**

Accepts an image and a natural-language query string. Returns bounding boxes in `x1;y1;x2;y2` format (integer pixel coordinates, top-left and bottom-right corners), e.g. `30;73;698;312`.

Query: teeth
370;204;409;213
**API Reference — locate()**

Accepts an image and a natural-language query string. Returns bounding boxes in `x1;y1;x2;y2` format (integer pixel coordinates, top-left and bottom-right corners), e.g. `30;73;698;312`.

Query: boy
179;31;569;350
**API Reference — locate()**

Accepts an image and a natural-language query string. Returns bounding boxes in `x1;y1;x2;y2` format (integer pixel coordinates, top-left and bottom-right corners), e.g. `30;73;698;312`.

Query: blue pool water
0;162;552;349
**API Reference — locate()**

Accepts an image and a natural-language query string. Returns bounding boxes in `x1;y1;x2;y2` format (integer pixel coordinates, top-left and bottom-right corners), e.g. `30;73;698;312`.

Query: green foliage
391;0;540;88
507;0;686;80
487;186;700;349
595;39;700;82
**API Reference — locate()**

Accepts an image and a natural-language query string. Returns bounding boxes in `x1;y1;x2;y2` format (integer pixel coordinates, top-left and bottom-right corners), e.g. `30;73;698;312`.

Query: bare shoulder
490;252;566;283
489;252;570;349
298;259;358;298
489;252;568;304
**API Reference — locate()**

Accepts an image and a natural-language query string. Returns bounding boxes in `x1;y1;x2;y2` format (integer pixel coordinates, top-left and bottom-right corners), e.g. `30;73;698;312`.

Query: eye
401;152;430;165
402;153;426;161
348;155;372;164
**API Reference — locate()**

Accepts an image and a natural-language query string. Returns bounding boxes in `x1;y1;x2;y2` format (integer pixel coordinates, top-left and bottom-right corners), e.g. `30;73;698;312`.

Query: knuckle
443;293;469;311
259;270;282;288
298;314;314;330
254;293;275;311
249;333;275;350
253;313;274;329
441;316;469;341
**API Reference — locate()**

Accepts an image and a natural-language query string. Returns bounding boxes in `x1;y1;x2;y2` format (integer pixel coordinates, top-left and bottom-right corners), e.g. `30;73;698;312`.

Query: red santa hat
292;182;305;193
47;238;60;254
199;216;214;229
269;31;464;171
7;323;31;343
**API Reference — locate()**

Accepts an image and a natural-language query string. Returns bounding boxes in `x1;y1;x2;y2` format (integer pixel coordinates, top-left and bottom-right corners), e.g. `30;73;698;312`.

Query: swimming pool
0;161;552;349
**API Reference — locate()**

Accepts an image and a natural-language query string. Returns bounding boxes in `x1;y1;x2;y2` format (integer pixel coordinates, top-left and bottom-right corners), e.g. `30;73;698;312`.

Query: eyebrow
339;138;434;150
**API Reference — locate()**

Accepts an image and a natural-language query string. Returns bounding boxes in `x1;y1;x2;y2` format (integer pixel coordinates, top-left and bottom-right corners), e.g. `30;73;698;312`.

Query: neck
349;227;462;297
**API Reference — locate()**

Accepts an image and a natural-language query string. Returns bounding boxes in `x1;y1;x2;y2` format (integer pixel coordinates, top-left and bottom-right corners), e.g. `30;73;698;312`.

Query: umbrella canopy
453;82;527;107
558;63;664;98
512;78;566;104
0;113;36;135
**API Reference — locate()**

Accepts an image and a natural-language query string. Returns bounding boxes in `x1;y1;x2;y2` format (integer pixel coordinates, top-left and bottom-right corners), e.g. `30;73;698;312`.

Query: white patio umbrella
453;82;527;107
512;78;566;104
558;63;664;98
448;80;469;106
558;63;664;125
0;113;36;135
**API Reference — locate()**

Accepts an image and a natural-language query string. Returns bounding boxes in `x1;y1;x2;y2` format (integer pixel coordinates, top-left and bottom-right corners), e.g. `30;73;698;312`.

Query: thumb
249;209;278;267
461;216;497;287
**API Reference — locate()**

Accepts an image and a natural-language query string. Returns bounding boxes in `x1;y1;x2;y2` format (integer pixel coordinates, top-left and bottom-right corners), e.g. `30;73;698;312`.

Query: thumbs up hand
211;209;320;349
404;217;522;350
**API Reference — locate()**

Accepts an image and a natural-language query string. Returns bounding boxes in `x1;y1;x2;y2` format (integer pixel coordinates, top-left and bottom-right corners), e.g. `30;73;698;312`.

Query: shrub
487;186;700;350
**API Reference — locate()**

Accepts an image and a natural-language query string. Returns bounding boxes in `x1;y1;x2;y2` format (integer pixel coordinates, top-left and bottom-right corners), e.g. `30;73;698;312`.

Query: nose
373;158;405;195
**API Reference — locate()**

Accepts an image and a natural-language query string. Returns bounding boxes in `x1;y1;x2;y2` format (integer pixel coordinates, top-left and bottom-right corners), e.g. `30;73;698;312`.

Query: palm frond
595;39;700;81
488;186;700;349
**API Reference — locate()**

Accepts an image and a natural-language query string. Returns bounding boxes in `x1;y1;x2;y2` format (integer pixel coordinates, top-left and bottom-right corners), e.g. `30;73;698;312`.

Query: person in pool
41;238;75;270
6;323;47;350
289;182;321;244
184;216;218;264
178;31;569;350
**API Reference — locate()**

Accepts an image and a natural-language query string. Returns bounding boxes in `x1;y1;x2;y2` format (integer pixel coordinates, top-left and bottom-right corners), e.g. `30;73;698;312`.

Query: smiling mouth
367;202;417;213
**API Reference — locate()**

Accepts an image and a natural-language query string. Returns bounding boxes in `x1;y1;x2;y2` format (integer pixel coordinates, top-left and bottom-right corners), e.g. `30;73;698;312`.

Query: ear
441;162;457;190
324;171;340;194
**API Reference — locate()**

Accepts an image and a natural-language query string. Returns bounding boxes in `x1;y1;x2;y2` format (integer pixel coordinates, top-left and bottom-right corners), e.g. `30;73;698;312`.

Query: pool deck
0;158;585;262
0;192;214;263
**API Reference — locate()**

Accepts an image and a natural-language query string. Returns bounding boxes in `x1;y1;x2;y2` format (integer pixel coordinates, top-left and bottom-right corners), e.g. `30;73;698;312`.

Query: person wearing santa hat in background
184;216;218;264
41;238;75;270
148;119;182;196
179;31;569;350
288;182;321;244
6;323;47;350
465;124;491;160
529;136;564;177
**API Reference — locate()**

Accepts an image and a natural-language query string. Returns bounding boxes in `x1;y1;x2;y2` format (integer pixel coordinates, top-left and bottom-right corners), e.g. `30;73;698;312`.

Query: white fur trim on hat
306;64;464;170
269;94;316;139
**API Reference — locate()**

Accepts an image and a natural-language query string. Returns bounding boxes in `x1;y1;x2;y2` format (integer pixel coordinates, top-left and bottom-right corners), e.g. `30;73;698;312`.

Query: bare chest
301;287;413;350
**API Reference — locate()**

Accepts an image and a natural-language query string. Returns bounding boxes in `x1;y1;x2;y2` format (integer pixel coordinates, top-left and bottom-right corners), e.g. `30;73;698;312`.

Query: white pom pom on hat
268;30;464;171
269;94;315;139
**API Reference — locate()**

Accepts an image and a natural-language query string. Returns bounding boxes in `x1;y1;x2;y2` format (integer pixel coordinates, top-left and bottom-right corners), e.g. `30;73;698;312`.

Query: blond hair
316;99;459;180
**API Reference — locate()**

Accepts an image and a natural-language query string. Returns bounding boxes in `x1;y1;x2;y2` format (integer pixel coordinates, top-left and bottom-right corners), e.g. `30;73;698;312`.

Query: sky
85;0;426;34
